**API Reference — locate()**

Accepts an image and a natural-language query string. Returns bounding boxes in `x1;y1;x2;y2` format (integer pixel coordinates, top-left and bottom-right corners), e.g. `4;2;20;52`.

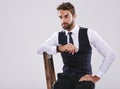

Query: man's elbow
110;51;116;61
37;46;45;55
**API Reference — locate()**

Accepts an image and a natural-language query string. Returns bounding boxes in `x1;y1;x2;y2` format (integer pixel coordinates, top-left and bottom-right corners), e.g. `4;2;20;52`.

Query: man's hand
57;43;77;55
79;74;100;83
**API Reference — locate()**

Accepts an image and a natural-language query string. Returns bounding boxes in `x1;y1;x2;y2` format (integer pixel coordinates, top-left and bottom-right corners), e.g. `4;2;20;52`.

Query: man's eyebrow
64;14;69;17
58;14;69;18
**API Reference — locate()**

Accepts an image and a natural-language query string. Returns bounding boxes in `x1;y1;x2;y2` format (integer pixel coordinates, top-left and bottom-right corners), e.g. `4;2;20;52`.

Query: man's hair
56;2;76;16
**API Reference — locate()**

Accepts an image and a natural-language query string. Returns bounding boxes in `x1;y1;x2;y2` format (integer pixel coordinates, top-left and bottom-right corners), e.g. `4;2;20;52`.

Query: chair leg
43;52;56;89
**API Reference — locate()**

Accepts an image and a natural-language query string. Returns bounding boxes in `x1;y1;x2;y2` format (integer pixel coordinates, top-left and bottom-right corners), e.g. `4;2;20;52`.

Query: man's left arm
80;29;115;83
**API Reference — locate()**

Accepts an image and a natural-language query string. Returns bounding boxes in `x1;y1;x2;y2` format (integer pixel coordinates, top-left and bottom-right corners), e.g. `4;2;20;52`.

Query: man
37;2;115;89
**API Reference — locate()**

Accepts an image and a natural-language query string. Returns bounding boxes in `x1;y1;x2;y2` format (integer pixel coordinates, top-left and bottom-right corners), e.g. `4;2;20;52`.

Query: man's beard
62;20;74;31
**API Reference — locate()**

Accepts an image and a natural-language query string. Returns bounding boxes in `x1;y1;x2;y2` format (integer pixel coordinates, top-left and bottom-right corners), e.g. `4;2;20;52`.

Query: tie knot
68;32;72;36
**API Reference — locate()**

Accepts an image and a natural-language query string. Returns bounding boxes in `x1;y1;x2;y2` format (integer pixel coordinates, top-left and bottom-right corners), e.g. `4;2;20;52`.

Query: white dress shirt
37;24;115;78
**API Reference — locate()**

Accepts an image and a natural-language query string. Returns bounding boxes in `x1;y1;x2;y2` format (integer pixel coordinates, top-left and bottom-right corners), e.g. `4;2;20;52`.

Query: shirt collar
64;24;79;35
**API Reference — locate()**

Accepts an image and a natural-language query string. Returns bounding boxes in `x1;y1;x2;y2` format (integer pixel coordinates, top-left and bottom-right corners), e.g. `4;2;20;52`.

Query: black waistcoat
58;27;92;75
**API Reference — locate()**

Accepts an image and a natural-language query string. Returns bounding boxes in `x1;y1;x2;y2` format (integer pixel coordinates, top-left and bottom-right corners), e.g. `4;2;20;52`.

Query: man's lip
62;23;68;26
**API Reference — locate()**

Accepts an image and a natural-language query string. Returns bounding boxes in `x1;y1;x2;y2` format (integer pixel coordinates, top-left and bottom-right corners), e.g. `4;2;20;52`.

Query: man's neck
68;23;76;32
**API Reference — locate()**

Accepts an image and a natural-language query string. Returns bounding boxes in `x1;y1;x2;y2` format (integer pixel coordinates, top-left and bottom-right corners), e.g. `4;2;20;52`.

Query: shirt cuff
44;46;57;55
95;71;104;78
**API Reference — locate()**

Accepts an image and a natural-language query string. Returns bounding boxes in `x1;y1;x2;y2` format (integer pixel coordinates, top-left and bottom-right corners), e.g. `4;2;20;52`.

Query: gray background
0;0;119;89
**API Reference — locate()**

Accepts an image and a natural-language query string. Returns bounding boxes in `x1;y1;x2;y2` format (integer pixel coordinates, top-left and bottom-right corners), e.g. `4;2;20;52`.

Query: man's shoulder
58;30;66;35
79;26;95;33
51;30;66;37
79;26;88;30
59;30;65;33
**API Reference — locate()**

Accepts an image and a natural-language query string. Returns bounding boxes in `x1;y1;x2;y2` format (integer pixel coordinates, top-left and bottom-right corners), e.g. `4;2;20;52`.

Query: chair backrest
43;52;56;89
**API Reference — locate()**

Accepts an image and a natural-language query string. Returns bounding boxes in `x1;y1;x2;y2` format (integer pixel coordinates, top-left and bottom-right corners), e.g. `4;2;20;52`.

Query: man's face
58;10;76;31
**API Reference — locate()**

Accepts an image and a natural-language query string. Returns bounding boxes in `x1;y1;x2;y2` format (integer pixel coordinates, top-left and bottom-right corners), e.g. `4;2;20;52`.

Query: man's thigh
54;78;74;89
75;81;95;89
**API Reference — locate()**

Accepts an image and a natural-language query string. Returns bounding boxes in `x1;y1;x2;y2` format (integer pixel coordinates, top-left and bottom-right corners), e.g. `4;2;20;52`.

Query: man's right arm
37;31;77;55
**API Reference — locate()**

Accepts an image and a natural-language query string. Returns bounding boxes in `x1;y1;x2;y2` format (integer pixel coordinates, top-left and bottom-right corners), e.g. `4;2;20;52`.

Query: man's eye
65;15;69;18
59;16;62;19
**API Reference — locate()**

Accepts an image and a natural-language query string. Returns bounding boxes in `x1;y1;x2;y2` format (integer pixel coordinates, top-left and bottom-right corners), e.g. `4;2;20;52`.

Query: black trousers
54;73;95;89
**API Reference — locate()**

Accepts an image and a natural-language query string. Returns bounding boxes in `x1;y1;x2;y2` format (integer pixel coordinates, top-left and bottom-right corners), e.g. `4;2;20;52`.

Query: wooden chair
43;52;56;89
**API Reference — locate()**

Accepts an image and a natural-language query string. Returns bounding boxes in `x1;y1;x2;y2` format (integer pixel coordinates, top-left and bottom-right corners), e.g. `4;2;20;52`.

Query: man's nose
61;18;66;23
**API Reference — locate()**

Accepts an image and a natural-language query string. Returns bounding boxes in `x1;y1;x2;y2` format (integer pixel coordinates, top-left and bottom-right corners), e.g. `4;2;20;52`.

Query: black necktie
68;32;74;44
